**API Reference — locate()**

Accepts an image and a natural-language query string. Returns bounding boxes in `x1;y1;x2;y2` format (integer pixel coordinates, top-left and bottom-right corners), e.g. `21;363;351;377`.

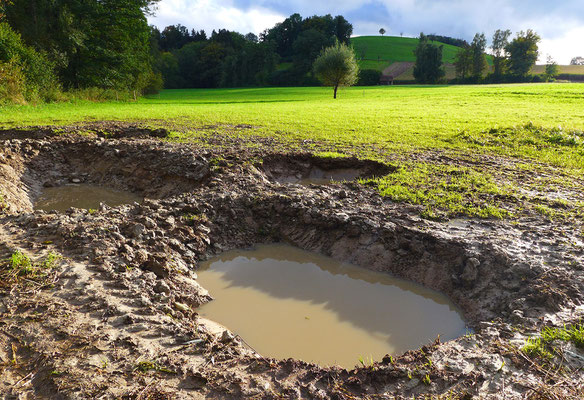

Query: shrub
357;69;381;86
0;22;59;103
0;60;26;104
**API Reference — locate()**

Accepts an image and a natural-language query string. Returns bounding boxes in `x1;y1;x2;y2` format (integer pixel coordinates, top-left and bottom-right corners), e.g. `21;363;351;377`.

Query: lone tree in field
544;56;559;81
313;42;359;99
379;28;386;36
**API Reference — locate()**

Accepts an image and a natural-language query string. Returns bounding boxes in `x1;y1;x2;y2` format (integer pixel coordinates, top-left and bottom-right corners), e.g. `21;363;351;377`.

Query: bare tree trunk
334;85;338;99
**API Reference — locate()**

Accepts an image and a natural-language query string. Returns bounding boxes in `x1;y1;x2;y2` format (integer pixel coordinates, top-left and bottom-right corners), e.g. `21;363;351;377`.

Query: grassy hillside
352;36;463;71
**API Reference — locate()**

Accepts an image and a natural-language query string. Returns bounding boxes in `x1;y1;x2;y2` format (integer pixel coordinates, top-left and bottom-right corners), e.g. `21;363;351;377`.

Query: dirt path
0;126;583;399
382;62;414;78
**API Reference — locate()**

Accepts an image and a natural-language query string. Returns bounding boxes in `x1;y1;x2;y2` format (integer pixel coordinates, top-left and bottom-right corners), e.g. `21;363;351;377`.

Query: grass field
2;84;583;218
531;64;584;75
352;36;462;65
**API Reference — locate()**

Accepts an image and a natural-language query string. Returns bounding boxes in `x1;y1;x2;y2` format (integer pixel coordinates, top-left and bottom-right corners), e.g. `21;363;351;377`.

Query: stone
132;223;146;238
461;258;480;283
154;280;171;294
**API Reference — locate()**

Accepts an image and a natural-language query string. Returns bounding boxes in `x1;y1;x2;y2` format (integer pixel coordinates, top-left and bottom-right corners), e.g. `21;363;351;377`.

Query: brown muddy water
35;184;142;212
278;167;363;185
197;244;467;369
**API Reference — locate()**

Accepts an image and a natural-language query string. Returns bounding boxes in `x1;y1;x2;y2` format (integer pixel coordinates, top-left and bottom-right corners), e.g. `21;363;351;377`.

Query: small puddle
278;167;364;185
197;244;467;369
35;184;142;212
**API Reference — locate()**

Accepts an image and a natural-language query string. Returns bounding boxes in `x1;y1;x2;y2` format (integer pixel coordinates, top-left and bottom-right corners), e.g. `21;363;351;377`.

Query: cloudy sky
148;0;583;64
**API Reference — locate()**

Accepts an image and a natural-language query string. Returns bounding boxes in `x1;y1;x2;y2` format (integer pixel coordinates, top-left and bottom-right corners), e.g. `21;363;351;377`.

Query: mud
35;184;142;212
0;125;583;399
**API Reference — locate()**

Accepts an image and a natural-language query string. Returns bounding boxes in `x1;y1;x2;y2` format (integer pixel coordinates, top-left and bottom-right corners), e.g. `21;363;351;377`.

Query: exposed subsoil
0;125;583;399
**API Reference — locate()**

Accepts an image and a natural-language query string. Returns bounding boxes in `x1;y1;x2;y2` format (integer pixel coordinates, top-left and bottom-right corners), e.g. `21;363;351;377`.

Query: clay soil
0;124;583;399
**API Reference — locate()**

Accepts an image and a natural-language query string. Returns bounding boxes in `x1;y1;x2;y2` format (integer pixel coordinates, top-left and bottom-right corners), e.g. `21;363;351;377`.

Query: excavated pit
1;130;583;398
197;243;467;369
0;135;210;213
262;153;395;185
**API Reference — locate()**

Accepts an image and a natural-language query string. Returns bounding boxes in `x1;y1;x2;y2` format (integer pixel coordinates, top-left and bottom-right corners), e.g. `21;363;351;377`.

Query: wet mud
0;125;583;399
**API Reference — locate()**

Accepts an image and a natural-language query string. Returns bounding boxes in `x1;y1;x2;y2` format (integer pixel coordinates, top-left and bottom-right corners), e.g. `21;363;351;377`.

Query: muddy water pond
197;244;467;369
35;184;142;212
277;167;364;185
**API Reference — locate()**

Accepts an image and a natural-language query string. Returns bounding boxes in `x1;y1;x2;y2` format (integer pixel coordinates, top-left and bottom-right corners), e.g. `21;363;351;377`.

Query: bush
0;60;26;104
0;22;59;103
357;69;381;86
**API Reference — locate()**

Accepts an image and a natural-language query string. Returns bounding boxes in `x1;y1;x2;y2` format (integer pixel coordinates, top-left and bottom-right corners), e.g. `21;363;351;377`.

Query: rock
142;254;170;278
132;223;146;238
154;280;171;294
461;258;480;283
221;330;235;343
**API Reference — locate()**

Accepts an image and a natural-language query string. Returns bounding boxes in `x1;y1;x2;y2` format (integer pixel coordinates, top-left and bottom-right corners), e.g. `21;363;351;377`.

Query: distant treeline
413;29;555;85
150;13;353;88
426;35;469;48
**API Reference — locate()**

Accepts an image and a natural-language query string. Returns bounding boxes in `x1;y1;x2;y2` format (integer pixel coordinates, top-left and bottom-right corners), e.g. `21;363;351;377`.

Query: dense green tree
413;33;445;84
313;42;358;98
454;46;472;79
491;29;511;77
379;28;386;36
470;33;488;79
505;30;540;77
333;16;352;44
292;28;335;77
4;0;159;91
159;24;191;51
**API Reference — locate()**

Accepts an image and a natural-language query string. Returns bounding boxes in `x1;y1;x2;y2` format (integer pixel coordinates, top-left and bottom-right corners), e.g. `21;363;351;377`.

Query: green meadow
2;83;583;218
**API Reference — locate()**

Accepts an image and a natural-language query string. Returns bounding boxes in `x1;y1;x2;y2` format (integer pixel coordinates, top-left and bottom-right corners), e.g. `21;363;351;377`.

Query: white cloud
148;0;285;35
539;27;584;65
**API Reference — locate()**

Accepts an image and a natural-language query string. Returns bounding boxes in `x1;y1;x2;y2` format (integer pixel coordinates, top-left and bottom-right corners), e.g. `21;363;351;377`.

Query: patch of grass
1;251;61;289
363;163;512;219
133;360;174;374
522;324;584;361
314;151;350;159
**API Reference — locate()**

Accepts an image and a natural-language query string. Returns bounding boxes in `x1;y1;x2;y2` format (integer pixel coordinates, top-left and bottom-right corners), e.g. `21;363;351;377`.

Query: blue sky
148;0;584;64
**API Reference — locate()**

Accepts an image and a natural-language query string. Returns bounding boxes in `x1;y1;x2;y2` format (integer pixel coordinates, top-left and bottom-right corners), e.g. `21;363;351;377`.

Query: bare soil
0;124;583;399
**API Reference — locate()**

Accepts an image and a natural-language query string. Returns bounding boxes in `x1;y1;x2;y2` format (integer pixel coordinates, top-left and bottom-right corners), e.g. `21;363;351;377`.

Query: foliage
544;56;559;81
313;42;359;98
470;33;488;79
0;59;25;104
413;33;445;84
454;46;472;80
379;28;386;36
4;0;159;92
426;34;468;48
505;29;540;77
0;22;59;103
357;69;381;86
491;29;512;77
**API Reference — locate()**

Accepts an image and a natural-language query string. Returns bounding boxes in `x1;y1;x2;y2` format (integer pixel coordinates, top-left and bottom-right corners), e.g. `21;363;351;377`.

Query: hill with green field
351;36;463;72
